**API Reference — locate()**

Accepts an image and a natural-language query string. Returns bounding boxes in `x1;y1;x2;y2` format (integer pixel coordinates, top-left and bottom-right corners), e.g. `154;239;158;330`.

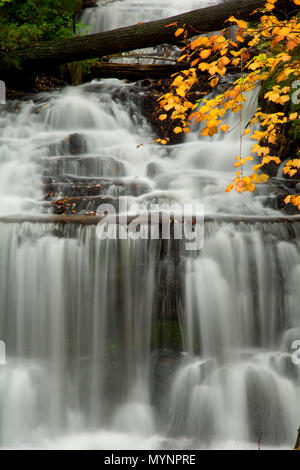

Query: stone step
49;196;120;215
42;175;151;201
42;155;126;178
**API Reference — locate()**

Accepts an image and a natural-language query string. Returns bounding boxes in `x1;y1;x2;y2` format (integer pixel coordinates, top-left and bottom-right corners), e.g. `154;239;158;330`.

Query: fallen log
88;62;185;80
82;0;98;7
0;0;293;72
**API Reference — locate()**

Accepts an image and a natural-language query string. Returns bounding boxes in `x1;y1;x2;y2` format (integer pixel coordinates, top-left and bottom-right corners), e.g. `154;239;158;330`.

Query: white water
81;0;222;34
0;0;299;450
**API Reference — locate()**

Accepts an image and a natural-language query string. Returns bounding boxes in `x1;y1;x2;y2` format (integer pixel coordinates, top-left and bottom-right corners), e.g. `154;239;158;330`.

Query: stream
0;0;299;450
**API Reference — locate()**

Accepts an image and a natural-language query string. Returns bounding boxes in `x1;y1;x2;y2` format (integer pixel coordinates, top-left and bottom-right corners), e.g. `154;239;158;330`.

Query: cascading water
0;0;299;450
80;0;221;35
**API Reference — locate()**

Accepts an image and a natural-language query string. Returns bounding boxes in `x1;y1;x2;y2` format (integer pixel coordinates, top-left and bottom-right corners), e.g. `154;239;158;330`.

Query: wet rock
50;195;120;215
151;349;182;409
42;175;114;199
78;156;126;177
146;162;164;179
42;174;150;201
42;155;126;178
47;133;88;156
60;133;88;155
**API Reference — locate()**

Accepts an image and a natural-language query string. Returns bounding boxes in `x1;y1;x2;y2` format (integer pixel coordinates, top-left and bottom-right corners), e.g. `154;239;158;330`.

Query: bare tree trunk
0;0;293;71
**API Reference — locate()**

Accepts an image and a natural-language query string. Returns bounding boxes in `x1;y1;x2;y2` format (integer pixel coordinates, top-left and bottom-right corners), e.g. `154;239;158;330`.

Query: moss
151;320;183;351
60;58;98;85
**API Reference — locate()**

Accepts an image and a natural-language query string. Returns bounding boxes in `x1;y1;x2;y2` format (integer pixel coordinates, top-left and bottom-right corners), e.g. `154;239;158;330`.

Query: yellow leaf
226;183;234;192
174;127;183;134
208;65;218;75
175;28;184;37
265;3;275;11
259;174;269;183
210;77;219;88
232;58;241;67
237;20;248;29
220;124;229;132
227;16;238;24
159;114;167;121
290;113;297;121
235;180;247;193
284;195;291;204
279;95;290;105
161;140;167;145
176;86;186;98
200;49;212;59
220;56;230;66
198;62;209;72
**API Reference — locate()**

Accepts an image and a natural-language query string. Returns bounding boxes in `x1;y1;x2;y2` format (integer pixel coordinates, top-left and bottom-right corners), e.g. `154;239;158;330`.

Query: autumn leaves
155;0;299;199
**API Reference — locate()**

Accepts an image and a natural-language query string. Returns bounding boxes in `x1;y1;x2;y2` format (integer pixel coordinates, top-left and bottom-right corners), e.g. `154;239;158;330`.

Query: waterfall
0;0;299;450
80;0;222;35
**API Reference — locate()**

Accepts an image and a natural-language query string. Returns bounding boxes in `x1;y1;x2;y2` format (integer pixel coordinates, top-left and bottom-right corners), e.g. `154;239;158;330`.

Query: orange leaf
165;22;178;27
174;127;183;134
210;77;219;88
175;28;184;37
220;124;229;132
237;20;247;29
226;183;234;192
284;195;291;204
265;3;275;11
220;56;230;66
200;49;212;59
198;62;209;72
191;58;200;67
